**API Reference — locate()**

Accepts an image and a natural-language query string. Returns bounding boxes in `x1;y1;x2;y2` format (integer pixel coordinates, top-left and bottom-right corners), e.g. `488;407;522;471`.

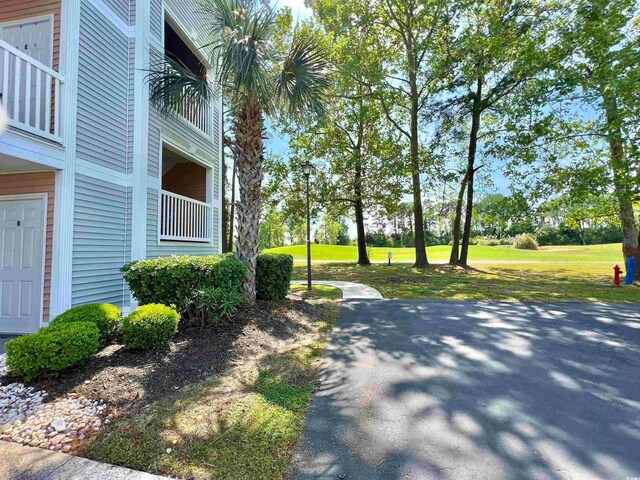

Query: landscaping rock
51;418;66;432
0;382;109;452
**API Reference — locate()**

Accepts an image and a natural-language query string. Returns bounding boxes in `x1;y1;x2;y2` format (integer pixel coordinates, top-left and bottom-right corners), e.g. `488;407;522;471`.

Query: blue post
625;257;635;284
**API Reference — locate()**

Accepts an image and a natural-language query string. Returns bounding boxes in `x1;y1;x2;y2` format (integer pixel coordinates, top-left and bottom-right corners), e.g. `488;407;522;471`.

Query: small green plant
49;303;121;342
187;284;243;327
256;253;294;300
513;233;539;250
122;304;180;350
6;322;101;381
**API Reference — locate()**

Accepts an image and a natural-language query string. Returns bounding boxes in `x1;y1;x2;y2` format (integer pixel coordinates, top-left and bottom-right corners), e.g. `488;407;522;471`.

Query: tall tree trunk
234;99;264;304
354;160;370;266
228;151;237;252
221;139;228;253
602;90;639;279
409;68;428;267
460;77;483;266
449;169;469;264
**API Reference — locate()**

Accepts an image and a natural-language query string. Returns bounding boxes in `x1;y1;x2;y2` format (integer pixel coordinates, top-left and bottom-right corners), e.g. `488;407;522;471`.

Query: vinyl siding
102;0;129;24
72;174;128;307
146;188;217;258
76;0;129;173
0;172;54;322
150;0;162;41
164;0;209;49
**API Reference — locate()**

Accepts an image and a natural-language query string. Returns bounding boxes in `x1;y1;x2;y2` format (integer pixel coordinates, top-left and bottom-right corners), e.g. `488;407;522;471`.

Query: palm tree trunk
234;98;264;304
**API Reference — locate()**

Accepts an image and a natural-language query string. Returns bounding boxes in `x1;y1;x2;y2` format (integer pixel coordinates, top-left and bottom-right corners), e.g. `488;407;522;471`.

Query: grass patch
293;263;639;302
267;242;626;264
83;287;342;480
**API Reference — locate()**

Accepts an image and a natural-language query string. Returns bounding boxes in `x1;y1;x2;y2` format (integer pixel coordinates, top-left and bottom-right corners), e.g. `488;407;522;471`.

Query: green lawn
293;263;639;302
266;242;626;264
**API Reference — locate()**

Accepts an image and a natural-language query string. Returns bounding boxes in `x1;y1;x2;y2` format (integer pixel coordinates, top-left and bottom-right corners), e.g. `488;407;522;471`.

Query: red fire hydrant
614;265;623;286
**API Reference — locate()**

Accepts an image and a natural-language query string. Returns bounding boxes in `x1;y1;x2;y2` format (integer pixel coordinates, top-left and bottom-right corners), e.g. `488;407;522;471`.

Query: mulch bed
0;297;322;417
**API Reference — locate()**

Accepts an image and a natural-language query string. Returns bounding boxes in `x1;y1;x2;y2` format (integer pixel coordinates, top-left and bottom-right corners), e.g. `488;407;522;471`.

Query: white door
0;198;45;334
0;17;53;129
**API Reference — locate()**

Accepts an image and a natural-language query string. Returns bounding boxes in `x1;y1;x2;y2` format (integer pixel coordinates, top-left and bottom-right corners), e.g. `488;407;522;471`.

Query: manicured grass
83;287;342;480
267;242;626;264
294;263;639;302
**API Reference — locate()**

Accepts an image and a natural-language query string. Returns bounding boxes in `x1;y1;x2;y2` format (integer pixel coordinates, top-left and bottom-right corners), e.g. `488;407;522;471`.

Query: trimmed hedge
256;253;294;300
122;304;180;350
6;323;101;381
49;303;121;342
122;254;247;312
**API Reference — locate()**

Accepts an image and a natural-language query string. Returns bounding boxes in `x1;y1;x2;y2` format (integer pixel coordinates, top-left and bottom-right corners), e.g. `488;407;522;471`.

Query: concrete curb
0;441;172;480
291;280;383;300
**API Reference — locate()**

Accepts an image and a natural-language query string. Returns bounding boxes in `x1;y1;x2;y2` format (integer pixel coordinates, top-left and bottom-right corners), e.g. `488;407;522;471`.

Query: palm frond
199;0;277;107
275;32;331;119
147;56;213;116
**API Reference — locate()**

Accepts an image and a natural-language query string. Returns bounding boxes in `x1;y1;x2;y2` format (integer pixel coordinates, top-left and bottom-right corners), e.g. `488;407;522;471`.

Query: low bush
256;253;294;300
188;284;243;327
6;323;101;381
513;233;539;250
122;254;247;312
122;304;180;350
49;303;121;342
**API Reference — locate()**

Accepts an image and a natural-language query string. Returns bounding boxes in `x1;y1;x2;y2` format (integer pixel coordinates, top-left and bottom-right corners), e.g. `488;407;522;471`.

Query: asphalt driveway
291;300;640;480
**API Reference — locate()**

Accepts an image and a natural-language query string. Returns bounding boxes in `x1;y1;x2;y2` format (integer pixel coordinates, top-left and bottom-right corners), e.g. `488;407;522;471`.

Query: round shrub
50;303;121;342
256;253;294;300
6;322;101;381
122;304;180;350
513;233;539;250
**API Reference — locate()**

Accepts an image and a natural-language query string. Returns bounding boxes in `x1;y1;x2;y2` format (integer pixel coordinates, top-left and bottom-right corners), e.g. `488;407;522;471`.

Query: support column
49;0;81;317
130;0;151;262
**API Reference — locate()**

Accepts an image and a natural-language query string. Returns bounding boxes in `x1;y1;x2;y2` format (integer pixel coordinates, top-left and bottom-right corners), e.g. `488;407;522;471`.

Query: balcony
175;95;212;137
160;190;212;242
164;17;212;137
0;39;64;144
159;144;212;243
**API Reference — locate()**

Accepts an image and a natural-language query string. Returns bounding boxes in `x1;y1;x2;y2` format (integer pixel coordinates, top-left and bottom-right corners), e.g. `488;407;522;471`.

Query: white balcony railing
160;190;211;242
0;40;64;144
177;94;212;136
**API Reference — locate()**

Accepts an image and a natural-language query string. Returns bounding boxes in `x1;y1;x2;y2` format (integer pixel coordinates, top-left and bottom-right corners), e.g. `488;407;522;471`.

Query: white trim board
76;158;132;187
0;192;48;330
86;0;134;37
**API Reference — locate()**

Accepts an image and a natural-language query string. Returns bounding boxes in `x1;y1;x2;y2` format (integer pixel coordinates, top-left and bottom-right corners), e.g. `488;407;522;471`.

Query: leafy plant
256;253;294;301
49;303;121;343
6;323;101;381
122;304;180;350
122;254;246;312
187;284;243;327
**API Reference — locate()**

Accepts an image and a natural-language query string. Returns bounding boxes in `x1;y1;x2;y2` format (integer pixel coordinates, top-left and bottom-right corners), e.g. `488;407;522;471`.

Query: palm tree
148;0;329;304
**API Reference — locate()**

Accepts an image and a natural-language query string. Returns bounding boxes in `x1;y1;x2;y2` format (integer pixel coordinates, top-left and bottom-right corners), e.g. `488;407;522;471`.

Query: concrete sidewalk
291;280;383;299
0;441;171;480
